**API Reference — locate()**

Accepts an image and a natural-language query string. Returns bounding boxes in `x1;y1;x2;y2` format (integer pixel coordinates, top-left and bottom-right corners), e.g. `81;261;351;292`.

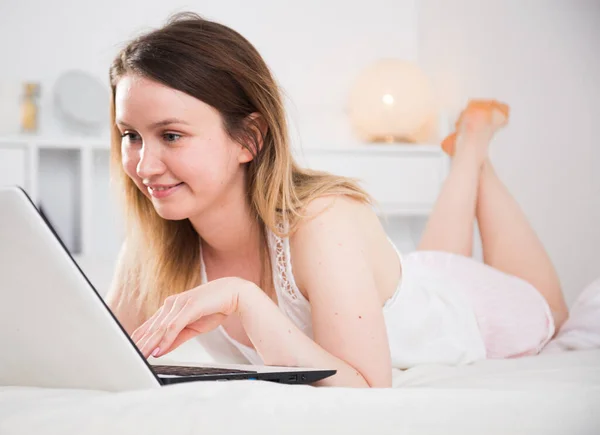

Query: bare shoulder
295;195;379;234
290;195;381;253
289;195;401;303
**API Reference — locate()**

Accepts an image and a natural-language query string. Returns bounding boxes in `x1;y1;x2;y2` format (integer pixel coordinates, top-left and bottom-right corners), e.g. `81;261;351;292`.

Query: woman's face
115;75;252;221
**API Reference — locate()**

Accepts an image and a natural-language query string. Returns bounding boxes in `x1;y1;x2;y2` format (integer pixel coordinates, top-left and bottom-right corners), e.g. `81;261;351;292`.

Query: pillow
542;278;600;353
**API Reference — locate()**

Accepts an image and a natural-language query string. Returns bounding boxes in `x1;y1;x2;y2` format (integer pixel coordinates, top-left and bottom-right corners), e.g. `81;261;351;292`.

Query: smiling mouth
149;183;183;192
146;182;184;198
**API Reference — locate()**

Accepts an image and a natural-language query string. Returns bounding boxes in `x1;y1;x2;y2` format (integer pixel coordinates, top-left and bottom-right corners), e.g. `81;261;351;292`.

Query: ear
238;112;268;164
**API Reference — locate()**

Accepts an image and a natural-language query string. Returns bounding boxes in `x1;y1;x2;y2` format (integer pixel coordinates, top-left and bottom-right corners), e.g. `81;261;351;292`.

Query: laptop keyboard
152;365;258;376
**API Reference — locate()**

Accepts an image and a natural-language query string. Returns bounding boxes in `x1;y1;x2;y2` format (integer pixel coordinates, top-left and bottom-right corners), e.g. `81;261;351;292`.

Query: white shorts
404;251;555;358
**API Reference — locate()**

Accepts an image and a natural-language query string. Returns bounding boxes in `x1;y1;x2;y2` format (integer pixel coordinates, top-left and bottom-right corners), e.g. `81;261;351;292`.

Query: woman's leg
416;145;481;256
417;102;497;255
431;100;569;329
476;159;569;328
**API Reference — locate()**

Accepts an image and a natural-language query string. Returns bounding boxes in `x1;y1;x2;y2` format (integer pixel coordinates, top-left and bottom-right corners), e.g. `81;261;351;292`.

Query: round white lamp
348;59;437;143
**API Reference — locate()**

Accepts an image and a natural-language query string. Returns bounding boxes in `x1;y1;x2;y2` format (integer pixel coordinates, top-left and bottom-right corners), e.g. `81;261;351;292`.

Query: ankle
451;148;485;174
453;136;487;169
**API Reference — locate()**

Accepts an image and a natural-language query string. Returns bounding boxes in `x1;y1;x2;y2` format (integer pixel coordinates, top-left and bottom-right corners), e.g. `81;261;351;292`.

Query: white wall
0;0;421;293
418;0;600;304
3;0;597;304
0;0;418;147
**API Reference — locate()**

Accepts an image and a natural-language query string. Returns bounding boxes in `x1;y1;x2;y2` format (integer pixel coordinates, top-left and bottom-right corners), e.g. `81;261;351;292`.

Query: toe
441;132;457;156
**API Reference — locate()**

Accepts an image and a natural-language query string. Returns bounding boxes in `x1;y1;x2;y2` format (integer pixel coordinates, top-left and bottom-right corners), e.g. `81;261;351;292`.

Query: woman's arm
238;285;376;387
239;196;393;388
134;276;382;387
131;197;394;387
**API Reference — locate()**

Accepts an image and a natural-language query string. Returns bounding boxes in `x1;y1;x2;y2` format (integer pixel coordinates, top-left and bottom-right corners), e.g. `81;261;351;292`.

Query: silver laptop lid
0;186;160;391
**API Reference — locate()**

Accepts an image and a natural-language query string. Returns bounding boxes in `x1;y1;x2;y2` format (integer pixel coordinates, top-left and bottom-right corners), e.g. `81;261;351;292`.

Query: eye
163;133;182;143
121;132;141;143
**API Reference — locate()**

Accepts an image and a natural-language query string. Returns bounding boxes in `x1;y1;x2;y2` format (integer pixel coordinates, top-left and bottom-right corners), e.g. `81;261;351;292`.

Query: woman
106;12;569;388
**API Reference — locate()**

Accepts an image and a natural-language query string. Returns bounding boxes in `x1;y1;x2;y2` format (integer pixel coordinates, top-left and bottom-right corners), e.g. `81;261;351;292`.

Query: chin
152;203;192;221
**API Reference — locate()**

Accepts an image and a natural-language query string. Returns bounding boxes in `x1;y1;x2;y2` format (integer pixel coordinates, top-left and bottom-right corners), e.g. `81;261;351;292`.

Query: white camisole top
196;227;486;369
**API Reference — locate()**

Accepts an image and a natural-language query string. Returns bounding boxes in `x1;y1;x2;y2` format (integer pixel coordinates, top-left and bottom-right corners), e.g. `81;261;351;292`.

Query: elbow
364;372;392;389
348;368;392;388
362;359;393;388
368;379;392;389
349;360;393;388
314;369;390;388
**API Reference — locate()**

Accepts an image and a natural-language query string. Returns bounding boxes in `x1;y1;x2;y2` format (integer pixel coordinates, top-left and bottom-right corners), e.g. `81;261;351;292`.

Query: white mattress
1;349;599;435
3;278;600;435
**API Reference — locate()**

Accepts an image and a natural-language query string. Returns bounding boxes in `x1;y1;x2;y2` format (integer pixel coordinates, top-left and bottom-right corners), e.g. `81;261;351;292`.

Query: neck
188;184;262;264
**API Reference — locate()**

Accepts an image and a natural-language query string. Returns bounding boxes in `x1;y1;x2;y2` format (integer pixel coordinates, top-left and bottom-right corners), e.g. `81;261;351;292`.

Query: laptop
0;186;336;391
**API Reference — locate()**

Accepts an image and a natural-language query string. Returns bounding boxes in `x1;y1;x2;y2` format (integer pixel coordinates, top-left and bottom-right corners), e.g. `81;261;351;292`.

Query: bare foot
441;100;510;157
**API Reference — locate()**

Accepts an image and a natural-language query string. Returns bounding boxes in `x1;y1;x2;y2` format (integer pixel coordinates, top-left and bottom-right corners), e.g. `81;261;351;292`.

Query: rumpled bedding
1;279;599;435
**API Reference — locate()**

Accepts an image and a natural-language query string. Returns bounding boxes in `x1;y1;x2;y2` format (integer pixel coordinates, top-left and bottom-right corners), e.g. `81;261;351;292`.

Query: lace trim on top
268;222;311;304
272;230;298;301
200;225;306;304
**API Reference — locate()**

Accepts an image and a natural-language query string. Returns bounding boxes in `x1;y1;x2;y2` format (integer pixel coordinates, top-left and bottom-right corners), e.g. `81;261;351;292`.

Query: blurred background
0;0;598;306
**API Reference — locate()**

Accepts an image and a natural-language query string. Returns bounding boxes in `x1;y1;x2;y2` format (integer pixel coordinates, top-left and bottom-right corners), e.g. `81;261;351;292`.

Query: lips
149;183;180;191
146;182;184;199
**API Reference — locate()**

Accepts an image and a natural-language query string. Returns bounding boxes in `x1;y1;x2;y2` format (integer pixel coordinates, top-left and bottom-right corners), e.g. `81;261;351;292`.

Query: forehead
114;75;213;124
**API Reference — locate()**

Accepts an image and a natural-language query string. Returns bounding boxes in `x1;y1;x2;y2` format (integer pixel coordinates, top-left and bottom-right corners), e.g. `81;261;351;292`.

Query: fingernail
151;347;160;357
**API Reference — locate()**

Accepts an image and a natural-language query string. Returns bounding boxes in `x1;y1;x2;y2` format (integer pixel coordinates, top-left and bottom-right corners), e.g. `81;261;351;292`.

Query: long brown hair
109;12;371;319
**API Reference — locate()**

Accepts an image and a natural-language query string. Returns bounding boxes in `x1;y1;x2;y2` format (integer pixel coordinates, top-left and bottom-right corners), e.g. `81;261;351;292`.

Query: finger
135;302;174;352
156;313;226;357
155;327;199;357
134;293;182;343
132;310;160;344
139;326;169;359
141;296;189;357
132;306;166;347
132;297;175;343
153;299;198;356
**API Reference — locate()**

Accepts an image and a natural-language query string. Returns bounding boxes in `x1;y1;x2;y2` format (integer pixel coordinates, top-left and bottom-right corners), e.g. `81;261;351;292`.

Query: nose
136;142;166;180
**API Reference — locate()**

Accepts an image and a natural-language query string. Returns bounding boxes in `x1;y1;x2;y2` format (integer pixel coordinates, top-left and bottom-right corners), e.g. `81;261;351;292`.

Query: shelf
0;135;110;149
299;145;449;215
0;136;450;282
375;204;434;216
295;143;442;154
0;135;442;154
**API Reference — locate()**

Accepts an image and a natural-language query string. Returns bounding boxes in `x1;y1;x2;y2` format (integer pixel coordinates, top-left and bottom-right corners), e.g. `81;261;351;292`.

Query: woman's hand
131;277;256;358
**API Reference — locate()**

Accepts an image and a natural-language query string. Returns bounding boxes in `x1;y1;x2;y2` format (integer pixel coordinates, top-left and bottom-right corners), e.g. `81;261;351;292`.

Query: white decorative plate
53;70;109;136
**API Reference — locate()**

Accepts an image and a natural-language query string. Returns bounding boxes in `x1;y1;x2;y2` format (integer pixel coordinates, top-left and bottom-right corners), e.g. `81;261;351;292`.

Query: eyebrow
116;118;190;129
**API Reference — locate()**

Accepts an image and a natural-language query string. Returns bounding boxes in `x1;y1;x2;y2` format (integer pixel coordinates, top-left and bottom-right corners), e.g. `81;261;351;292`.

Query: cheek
179;145;234;186
122;148;139;179
121;149;146;192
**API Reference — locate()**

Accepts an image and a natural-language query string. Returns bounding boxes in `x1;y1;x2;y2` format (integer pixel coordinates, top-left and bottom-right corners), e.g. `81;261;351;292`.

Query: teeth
151;185;176;192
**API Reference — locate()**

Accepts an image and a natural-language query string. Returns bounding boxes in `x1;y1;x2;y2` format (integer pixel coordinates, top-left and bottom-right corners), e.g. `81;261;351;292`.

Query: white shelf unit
296;144;450;216
0;135;450;294
0;135;116;265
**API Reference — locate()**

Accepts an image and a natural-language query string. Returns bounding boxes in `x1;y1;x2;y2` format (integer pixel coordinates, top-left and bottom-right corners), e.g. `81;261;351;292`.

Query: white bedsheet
2;280;600;435
1;349;599;435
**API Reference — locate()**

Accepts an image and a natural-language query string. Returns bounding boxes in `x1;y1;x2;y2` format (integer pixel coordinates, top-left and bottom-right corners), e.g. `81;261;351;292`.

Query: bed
1;280;599;435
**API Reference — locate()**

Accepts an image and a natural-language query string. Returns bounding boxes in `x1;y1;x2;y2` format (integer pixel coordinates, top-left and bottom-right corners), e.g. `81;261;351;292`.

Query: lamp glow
348;59;436;143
